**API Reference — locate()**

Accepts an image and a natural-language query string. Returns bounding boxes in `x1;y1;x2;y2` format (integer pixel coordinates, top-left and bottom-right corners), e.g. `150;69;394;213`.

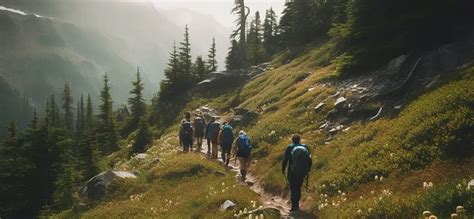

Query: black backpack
181;121;193;139
290;144;311;178
194;117;205;134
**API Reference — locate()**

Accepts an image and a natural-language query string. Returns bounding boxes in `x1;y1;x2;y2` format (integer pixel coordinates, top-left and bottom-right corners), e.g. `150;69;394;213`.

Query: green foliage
206;38;218;73
61;82;74;132
97;73;119;155
124;68;146;136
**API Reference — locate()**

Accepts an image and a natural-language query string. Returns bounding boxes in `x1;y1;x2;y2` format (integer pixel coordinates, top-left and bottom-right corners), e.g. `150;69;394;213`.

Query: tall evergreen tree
226;40;241;70
62;82;74;132
230;0;250;68
97;73;119;154
85;94;93;128
247;11;263;65
206;38;218;73
164;42;180;86
192;56;207;81
263;7;278;57
125;67;146;135
179;25;192;80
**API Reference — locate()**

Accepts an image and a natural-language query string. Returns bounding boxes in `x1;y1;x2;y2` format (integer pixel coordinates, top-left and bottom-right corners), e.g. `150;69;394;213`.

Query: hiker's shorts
238;156;250;171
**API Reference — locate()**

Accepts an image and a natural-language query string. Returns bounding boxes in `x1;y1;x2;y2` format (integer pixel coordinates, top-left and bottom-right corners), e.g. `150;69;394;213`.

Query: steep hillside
59;39;473;218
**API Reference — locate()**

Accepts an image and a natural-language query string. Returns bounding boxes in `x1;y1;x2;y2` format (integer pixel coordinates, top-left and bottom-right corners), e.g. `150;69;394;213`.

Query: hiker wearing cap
282;134;312;213
234;130;252;181
218;121;234;166
194;113;206;152
208;117;221;159
205;117;215;156
179;112;194;152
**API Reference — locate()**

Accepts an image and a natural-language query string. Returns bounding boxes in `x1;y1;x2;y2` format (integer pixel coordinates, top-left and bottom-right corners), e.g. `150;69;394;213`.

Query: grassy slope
184;43;474;217
57;42;473;218
55;135;265;218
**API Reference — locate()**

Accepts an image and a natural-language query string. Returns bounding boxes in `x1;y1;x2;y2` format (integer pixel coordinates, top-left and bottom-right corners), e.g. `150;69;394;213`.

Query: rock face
79;171;136;200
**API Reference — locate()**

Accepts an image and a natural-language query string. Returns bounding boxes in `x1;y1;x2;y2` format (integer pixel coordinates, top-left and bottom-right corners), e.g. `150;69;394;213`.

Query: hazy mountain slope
0;10;135;108
0;75;32;137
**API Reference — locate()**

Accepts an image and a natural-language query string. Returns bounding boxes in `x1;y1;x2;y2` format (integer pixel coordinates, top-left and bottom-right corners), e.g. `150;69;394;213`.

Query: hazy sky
152;0;285;27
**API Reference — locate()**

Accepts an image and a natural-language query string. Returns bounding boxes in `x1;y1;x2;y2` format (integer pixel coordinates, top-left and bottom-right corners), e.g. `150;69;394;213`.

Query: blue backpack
290;144;311;178
237;134;252;157
221;125;234;145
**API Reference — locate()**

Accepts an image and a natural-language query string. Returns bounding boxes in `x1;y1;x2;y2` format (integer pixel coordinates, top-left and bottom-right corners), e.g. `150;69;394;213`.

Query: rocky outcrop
79;171;136;200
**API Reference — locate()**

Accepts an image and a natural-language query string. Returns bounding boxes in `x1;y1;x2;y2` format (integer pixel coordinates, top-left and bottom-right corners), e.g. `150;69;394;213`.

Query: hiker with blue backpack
179;112;194;152
218;121;234;166
234;130;252;182
282;134;312;213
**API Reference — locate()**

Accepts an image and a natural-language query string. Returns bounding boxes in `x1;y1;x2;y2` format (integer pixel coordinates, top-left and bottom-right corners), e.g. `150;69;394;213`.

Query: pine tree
125;67;146;135
179;25;192;81
164;42;180;86
192;56;207;81
97;73;119;154
48;95;61;128
76;95;85;135
206;38;218;73
52;139;76;209
85;94;93;128
263;7;278;57
247;11;263;65
30;109;38;130
0;121;34;217
62;82;74;132
230;0;250;68
226;40;241;70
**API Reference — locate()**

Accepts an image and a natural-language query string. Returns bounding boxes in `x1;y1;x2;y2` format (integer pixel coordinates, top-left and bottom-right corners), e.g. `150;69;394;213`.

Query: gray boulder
220;200;236;211
79;171;136;200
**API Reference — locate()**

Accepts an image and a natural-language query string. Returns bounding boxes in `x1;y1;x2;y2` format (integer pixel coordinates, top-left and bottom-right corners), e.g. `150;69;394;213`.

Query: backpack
289;144;311;178
221;125;234;145
210;122;221;140
194;117;205;134
237;134;252;157
180;121;193;140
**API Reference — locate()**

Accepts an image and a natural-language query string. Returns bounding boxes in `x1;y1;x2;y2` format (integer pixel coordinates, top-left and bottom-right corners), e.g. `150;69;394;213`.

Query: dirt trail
196;144;292;217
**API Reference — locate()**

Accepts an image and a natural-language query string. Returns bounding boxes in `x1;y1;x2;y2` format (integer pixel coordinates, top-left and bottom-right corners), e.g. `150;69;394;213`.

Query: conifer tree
97;73;119;154
85;94;93;128
76;95;85;135
62;82;74;132
179;25;192;81
206;38;218;73
230;0;250;68
52;139;76;209
247;11;263;65
126;67;146;135
192;56;207;81
226;40;241;70
263;7;278;57
164;42;180;86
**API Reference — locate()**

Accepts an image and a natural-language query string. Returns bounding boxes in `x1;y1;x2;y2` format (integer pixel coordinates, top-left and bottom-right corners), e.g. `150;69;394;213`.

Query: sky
151;0;285;28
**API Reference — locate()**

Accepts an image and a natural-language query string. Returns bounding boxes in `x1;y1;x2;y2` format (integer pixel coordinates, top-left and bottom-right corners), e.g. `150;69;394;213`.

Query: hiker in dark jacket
234;130;252;181
218;121;233;166
205;117;215;156
179;112;194;152
282;134;312;213
194;113;206;152
208;118;221;159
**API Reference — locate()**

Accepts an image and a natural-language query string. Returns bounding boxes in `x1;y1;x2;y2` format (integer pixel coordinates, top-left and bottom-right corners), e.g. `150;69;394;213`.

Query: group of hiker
179;111;312;213
179;112;253;181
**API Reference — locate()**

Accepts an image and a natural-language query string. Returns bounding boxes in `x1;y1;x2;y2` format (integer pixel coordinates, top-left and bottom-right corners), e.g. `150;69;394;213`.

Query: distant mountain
0;0;230;129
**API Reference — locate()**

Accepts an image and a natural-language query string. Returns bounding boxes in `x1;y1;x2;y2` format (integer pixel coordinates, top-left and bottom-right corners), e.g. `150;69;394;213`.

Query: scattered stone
335;97;347;107
246;181;255;186
134;153;148;160
329;125;344;135
220;200;236;211
150;157;160;165
314;103;325;112
319;121;329;130
233;115;244;121
308;87;316;92
329;91;340;98
394;105;403;110
425;75;441;88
